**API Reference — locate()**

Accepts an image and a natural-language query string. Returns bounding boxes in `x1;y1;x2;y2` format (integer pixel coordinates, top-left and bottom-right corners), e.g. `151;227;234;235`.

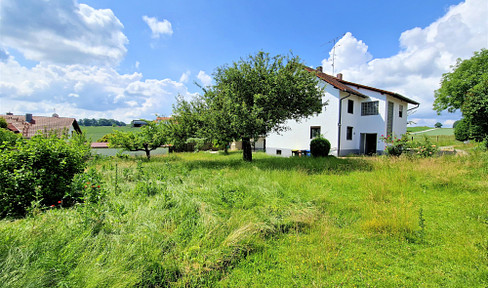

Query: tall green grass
1;152;487;287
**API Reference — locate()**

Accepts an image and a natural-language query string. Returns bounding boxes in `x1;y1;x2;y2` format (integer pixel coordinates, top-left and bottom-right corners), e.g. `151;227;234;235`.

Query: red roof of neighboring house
156;116;172;122
91;142;109;148
0;114;81;138
305;67;419;105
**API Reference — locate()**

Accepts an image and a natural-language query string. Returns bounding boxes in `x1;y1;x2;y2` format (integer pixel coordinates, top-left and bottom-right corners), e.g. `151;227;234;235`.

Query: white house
266;67;419;157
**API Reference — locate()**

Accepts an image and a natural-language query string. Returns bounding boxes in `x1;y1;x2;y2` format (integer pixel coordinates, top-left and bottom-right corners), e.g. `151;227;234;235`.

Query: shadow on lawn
170;154;373;175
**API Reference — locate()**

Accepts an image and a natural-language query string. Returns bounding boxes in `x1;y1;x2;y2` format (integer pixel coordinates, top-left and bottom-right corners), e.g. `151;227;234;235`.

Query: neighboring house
266;67;419;157
0;113;82;138
131;120;148;127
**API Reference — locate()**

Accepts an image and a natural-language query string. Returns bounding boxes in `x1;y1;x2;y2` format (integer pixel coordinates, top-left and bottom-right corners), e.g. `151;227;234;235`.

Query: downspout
337;93;352;157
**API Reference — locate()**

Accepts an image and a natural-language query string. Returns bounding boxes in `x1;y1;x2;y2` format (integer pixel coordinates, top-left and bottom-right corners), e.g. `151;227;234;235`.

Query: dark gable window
347;99;354;114
346;126;353;140
310;126;321;139
399;105;404;118
361;101;379;116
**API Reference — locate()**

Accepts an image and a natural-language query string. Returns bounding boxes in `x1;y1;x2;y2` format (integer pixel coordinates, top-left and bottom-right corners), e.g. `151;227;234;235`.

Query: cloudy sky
0;0;486;126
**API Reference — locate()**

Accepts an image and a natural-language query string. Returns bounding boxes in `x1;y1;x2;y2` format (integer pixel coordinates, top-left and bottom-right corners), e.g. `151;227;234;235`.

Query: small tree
175;51;325;162
108;121;167;160
434;122;443;128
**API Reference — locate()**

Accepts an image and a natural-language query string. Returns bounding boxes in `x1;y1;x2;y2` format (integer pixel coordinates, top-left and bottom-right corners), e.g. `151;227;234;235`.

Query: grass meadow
81;126;133;142
1;151;487;287
407;127;461;147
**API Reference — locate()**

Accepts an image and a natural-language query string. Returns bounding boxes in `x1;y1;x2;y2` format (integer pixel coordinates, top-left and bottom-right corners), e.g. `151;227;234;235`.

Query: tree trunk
143;143;151;160
242;137;252;162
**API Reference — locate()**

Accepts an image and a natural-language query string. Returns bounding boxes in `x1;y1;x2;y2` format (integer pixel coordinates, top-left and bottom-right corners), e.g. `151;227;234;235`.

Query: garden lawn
1;152;487;287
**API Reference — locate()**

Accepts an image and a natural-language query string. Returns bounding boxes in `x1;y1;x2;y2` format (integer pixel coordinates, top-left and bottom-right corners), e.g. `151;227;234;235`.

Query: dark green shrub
0;118;7;129
454;118;470;141
310;136;330;157
0;133;91;218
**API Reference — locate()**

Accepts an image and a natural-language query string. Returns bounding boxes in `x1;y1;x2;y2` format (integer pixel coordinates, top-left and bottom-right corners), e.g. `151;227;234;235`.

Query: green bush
381;134;408;156
454;118;470;141
310;136;330;157
410;136;439;157
0;118;7;129
0;128;21;149
0;133;91;218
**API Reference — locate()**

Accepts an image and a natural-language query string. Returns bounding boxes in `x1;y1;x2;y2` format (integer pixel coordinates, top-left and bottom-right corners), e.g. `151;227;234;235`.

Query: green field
407;126;432;133
1;152;487;287
407;128;459;146
81;126;133;142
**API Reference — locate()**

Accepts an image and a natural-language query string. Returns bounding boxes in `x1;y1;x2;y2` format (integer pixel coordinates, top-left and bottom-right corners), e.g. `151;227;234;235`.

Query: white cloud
0;1;194;122
197;71;213;87
321;0;487;126
142;16;173;38
321;32;372;74
0;57;197;122
179;70;191;83
0;0;128;66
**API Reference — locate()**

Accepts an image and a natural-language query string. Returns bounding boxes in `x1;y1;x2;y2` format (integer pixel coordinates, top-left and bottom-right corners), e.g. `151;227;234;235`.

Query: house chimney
316;66;323;72
336;73;343;80
25;113;32;123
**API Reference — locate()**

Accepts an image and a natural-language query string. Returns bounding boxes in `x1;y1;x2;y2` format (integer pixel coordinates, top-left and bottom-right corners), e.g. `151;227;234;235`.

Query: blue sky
1;0;487;126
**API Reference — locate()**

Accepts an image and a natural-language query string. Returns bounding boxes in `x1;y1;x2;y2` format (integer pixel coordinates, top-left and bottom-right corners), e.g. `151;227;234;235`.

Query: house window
310;126;321;139
276;149;282;155
346;126;353;140
399;105;404;118
347;99;354;114
361;101;379;116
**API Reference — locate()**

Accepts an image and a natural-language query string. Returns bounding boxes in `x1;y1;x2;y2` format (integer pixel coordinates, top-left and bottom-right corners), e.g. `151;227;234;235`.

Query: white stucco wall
266;83;340;156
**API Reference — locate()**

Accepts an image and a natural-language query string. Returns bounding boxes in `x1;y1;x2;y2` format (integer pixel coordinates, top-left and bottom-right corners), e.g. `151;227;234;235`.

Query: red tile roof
91;142;109;148
306;67;419;105
156;116;172;122
0;114;81;138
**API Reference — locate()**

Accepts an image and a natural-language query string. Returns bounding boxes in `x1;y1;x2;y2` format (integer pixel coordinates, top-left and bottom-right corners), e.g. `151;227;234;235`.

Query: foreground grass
1;152;487;287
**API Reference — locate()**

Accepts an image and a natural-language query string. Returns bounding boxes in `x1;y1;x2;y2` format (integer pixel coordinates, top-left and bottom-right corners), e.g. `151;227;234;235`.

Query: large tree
434;49;488;142
178;51;325;161
108;121;167;160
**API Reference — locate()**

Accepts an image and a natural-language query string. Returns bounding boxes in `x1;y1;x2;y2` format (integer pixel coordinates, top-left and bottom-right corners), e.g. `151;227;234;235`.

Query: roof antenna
324;33;345;75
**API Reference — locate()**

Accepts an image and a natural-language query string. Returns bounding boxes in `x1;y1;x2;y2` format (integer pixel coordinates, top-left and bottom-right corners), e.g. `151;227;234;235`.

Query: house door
360;133;377;155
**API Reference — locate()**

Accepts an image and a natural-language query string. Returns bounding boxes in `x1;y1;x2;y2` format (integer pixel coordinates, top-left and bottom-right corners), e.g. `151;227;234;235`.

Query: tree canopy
434;49;487;113
172;51;326;161
108;121;167;160
434;49;488;143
